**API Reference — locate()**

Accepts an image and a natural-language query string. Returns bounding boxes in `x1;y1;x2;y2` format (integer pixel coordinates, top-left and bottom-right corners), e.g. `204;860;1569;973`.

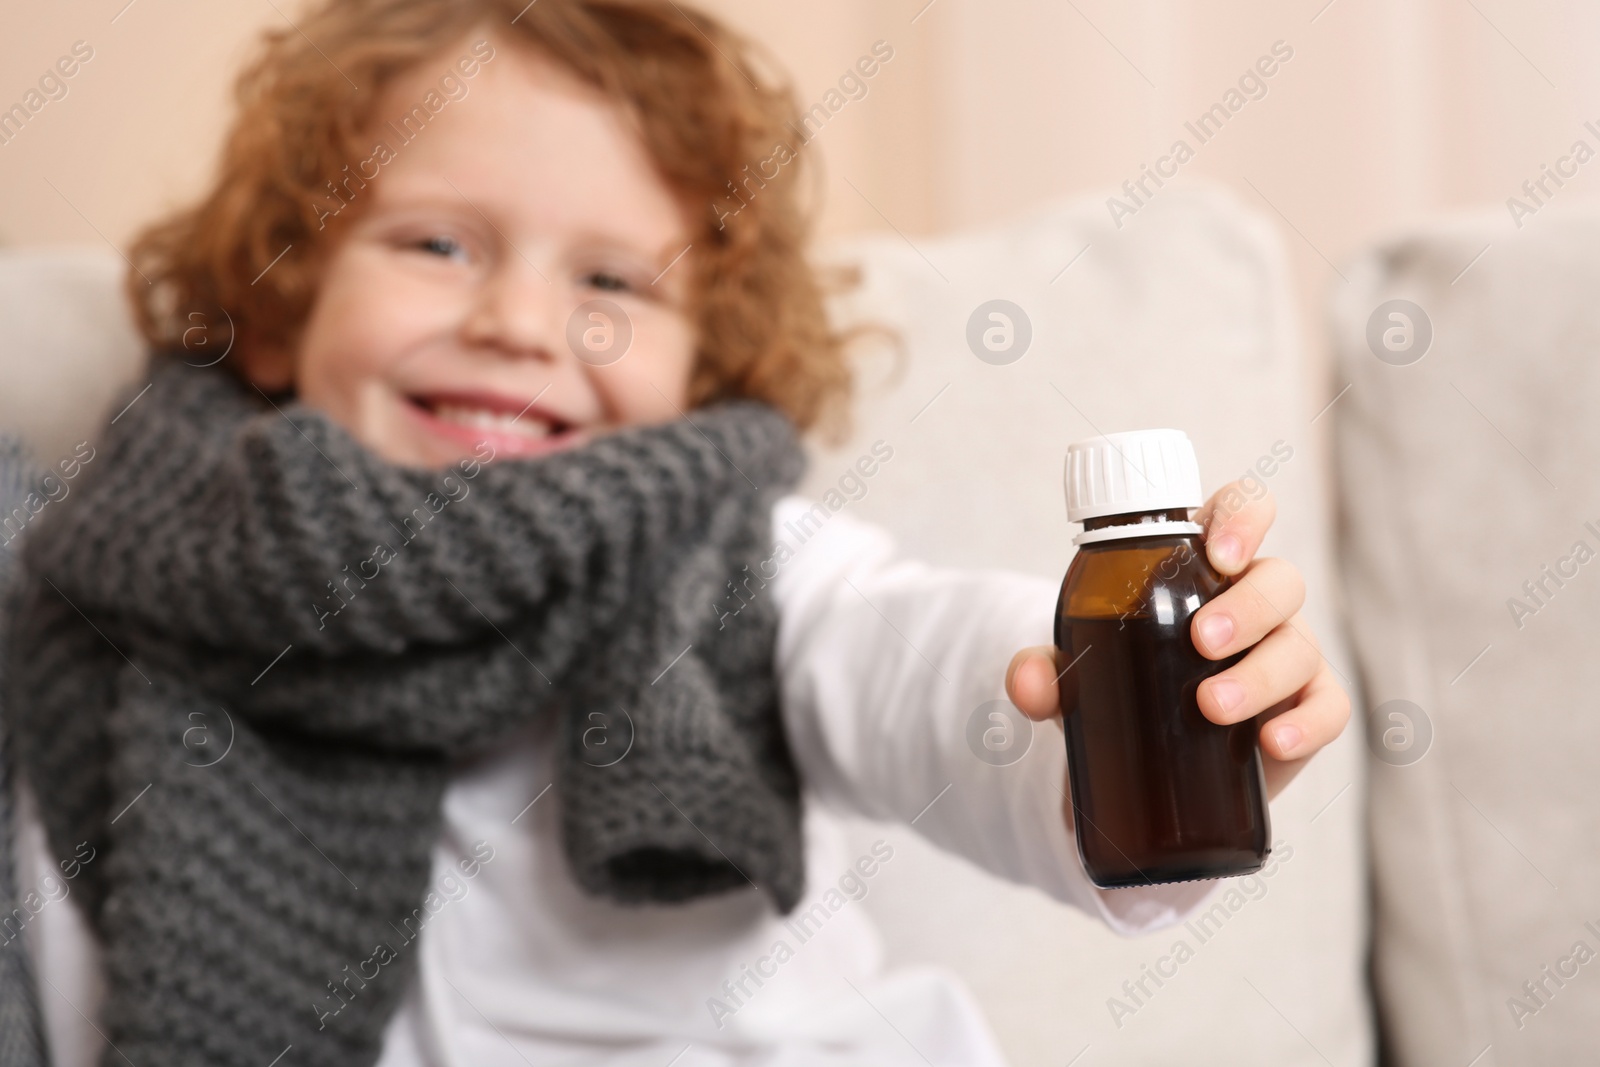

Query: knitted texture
0;437;49;1067
3;354;807;1067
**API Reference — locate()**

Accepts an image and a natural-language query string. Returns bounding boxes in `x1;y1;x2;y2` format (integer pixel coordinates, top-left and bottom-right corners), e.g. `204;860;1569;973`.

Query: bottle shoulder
1060;534;1229;620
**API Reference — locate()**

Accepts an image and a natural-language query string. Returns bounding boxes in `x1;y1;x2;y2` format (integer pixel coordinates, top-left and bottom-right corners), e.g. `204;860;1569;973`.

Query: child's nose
462;257;565;362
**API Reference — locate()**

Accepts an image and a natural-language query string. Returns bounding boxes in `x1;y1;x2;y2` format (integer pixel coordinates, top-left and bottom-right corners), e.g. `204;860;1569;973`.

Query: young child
0;1;1349;1065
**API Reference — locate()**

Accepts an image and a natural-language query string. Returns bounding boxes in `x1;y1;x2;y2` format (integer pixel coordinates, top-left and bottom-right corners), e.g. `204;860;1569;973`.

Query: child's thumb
1004;646;1062;721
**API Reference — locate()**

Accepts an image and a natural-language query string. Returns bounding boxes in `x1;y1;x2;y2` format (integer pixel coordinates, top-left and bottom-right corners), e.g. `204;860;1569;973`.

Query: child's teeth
433;403;553;438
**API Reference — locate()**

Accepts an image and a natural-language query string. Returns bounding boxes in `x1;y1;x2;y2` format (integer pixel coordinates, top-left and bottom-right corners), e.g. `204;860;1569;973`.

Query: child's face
271;37;698;469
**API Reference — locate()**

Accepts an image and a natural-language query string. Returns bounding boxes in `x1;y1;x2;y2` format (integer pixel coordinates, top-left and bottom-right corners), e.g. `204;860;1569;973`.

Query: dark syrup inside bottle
1053;507;1270;887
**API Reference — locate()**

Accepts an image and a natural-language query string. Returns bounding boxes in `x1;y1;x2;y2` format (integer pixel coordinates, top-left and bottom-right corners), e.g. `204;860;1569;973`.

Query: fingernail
1210;678;1243;715
1273;723;1303;755
1198;613;1233;652
1211;532;1242;568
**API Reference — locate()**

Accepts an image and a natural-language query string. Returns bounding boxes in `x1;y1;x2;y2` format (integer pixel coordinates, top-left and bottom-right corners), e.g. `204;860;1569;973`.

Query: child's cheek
623;305;697;406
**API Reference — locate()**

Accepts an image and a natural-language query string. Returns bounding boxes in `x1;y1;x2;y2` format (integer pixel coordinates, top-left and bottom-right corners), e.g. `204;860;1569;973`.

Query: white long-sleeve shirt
20;495;1216;1067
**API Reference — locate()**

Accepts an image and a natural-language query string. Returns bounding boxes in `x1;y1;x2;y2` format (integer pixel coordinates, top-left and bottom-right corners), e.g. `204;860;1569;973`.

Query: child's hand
1004;482;1351;801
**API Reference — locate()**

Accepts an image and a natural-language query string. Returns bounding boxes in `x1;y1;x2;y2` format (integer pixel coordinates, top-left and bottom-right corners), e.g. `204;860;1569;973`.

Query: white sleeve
768;495;1219;936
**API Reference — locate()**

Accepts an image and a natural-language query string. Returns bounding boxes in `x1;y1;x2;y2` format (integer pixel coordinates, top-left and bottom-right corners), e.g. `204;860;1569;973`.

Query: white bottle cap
1063;428;1205;545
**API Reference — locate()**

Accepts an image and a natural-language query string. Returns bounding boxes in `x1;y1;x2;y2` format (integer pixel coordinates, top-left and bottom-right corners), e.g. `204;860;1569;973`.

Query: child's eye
583;270;633;294
413;235;469;262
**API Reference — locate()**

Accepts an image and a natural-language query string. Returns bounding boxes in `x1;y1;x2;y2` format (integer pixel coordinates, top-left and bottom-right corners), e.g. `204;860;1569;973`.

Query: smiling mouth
423;399;563;438
404;391;586;457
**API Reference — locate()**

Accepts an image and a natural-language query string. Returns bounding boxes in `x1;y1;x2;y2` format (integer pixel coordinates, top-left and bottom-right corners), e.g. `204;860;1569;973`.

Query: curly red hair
127;0;862;437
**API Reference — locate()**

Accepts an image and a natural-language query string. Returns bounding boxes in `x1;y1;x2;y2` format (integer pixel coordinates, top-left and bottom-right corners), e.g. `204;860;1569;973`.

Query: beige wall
3;0;1596;362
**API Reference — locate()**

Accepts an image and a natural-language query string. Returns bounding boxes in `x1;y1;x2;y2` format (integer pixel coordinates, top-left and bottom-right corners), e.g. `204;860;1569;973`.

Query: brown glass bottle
1054;507;1270;887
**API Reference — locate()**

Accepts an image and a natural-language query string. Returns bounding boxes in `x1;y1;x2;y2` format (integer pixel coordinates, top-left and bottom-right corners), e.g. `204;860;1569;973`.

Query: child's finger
1190;557;1307;660
1194;481;1277;575
1196;615;1322;725
1004;645;1062;721
1258;663;1350;760
1258;664;1352;799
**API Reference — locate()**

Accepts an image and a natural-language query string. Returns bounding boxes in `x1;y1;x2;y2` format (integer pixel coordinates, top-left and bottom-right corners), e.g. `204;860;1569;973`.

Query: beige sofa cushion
1331;201;1600;1064
814;183;1370;1066
0;247;144;464
0;181;1370;1065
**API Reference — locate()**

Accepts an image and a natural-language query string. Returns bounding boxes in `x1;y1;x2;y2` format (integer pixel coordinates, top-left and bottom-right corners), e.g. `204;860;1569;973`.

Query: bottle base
1085;849;1270;889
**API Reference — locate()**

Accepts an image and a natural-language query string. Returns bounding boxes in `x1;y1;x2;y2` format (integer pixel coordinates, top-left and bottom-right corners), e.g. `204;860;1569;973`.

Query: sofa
5;182;1581;1064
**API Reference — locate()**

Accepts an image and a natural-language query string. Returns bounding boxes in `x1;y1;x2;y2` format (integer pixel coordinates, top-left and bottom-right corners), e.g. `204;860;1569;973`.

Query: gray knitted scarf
0;437;49;1067
2;353;807;1067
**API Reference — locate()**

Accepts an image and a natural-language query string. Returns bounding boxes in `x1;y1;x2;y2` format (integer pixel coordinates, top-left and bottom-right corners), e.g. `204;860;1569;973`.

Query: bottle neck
1076;507;1203;547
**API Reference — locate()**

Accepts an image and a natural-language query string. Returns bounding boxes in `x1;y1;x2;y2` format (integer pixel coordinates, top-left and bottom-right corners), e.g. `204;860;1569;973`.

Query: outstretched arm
771;496;1218;934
